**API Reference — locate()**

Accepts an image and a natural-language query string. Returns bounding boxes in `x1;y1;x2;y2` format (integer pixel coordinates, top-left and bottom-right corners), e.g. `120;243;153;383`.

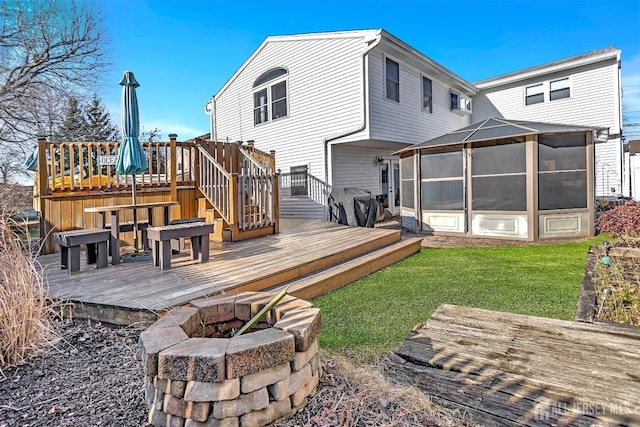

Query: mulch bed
0;320;469;427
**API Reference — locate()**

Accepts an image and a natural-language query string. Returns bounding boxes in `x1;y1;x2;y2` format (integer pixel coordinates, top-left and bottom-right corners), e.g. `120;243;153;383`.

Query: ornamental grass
0;213;57;366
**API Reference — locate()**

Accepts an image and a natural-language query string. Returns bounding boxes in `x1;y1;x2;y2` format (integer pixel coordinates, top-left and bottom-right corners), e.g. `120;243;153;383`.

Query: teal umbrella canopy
116;71;147;175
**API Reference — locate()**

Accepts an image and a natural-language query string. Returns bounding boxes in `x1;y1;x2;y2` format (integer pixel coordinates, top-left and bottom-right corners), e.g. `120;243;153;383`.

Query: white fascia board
214;29;380;100
475;50;621;90
379;30;477;95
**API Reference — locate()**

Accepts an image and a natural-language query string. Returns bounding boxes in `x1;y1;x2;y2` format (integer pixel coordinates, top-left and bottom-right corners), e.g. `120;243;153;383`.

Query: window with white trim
525;76;571;106
422;76;432;113
385;57;399;102
550;77;570;101
450;90;472;114
525;83;544;105
253;67;288;125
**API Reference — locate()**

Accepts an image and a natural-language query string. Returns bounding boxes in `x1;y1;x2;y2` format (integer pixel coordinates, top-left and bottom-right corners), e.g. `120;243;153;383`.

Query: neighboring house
472;46;623;199
205;30;624;220
205;29;476;219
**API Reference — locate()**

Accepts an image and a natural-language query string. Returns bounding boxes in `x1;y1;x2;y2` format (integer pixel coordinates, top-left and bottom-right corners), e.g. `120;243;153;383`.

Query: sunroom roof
396;118;596;153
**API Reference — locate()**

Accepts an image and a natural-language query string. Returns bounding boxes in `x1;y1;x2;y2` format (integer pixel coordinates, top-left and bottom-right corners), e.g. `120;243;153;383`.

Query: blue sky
99;0;640;141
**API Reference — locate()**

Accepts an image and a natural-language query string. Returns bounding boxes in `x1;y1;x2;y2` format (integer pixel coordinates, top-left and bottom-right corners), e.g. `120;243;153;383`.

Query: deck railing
278;171;331;205
197;144;234;225
238;146;277;229
37;136;196;195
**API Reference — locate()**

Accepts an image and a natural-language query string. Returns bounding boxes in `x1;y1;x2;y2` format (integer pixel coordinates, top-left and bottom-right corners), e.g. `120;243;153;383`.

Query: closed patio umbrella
116;71;147;251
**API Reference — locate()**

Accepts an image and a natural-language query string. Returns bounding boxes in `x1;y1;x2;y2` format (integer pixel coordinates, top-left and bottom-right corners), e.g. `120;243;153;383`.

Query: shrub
0;213;57;366
595;200;640;247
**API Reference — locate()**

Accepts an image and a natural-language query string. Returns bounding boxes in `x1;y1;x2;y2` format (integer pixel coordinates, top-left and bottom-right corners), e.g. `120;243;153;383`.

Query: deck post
37;136;49;252
273;172;280;234
169;134;178;202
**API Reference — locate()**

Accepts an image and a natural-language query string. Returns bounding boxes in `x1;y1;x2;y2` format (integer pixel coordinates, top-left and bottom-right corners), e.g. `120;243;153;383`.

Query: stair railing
196;144;235;225
238;146;277;230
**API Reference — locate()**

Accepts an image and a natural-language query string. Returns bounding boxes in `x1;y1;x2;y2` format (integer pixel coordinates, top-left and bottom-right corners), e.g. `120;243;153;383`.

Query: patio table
85;201;178;265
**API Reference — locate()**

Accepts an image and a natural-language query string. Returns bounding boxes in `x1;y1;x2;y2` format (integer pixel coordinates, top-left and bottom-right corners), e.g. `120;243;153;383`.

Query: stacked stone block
139;292;322;427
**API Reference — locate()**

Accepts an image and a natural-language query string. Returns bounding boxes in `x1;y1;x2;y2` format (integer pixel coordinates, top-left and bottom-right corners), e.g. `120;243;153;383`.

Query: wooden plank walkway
41;219;416;325
386;304;640;427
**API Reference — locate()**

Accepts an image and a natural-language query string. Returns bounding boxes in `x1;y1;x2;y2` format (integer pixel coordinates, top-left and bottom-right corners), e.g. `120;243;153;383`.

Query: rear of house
205;29;476;220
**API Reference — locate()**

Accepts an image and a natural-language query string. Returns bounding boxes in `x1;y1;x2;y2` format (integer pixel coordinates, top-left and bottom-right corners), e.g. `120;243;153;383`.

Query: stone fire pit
139;291;322;427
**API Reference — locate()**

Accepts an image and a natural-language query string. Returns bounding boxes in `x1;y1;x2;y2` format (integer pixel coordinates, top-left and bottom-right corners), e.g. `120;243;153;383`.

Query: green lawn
313;235;606;358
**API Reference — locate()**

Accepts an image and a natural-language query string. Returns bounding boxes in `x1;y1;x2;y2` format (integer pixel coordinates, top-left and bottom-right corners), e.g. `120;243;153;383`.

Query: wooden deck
386;304;640;427
41;219;421;326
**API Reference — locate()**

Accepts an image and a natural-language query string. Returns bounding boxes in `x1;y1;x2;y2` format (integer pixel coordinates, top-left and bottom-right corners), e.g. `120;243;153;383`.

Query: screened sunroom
396;118;596;241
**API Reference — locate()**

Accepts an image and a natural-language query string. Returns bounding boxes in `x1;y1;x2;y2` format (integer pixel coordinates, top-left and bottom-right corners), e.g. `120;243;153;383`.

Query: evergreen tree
54;97;86;142
84;94;119;142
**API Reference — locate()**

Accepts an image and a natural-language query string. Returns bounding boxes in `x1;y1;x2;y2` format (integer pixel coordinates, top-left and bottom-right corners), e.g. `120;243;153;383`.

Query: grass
313;235;607;358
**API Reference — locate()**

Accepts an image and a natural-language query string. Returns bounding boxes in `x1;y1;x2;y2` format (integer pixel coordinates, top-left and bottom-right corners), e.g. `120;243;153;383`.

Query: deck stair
195;140;277;242
269;237;423;300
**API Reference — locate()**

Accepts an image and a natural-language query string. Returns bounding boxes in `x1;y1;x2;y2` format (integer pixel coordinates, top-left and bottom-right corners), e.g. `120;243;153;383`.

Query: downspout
323;32;382;186
204;96;217;141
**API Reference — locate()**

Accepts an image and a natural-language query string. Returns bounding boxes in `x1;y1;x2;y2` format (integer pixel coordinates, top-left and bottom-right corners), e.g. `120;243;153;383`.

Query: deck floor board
386;304;640;426
42;219;405;322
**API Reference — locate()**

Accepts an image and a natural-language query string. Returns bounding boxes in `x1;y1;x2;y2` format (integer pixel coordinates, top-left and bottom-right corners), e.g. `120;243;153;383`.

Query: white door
380;159;400;215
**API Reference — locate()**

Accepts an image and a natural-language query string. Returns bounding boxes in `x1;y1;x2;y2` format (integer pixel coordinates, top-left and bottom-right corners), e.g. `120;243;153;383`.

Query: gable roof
396;118;595;153
474;46;620;89
211;29;476;101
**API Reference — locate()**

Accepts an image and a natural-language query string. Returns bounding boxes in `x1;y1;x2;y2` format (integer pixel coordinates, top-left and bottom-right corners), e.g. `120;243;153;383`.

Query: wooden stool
147;222;213;270
53;229;110;274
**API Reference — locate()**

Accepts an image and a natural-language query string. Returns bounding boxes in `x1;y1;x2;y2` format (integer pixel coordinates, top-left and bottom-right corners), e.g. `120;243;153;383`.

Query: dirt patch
0;320;145;427
0;320;470;427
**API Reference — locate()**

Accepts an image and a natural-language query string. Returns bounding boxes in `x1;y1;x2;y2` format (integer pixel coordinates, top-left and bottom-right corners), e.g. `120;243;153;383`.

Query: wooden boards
42;220;417;326
386;304;640;426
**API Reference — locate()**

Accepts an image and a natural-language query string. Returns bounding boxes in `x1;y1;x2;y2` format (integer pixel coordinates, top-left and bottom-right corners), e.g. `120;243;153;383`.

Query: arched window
253;67;288;125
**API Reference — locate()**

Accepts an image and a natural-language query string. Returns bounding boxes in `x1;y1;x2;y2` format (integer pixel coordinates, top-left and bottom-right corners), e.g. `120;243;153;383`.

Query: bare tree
0;0;111;149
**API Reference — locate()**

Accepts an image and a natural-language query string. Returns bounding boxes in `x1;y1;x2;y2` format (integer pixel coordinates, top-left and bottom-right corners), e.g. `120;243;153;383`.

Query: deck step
269;237;422;300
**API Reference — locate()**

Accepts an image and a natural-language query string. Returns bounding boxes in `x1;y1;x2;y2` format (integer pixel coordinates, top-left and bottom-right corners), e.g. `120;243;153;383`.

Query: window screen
472;175;527;211
470;141;526;211
538;133;587;210
472;142;525;175
421;181;463;210
421;151;462;178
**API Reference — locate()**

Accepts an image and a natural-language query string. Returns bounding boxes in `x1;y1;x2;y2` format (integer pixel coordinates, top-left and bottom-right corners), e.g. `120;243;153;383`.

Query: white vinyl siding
368;50;471;143
473;61;619;134
472;58;622;198
332;145;393;194
214;36;366;183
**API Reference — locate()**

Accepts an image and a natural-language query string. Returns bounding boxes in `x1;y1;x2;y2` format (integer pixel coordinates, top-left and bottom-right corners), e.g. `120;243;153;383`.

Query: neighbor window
525;77;571;106
538;133;587;210
422;76;432;113
253;67;288;125
290;165;308;196
385;57;399;102
550;77;570;101
525;83;544;105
